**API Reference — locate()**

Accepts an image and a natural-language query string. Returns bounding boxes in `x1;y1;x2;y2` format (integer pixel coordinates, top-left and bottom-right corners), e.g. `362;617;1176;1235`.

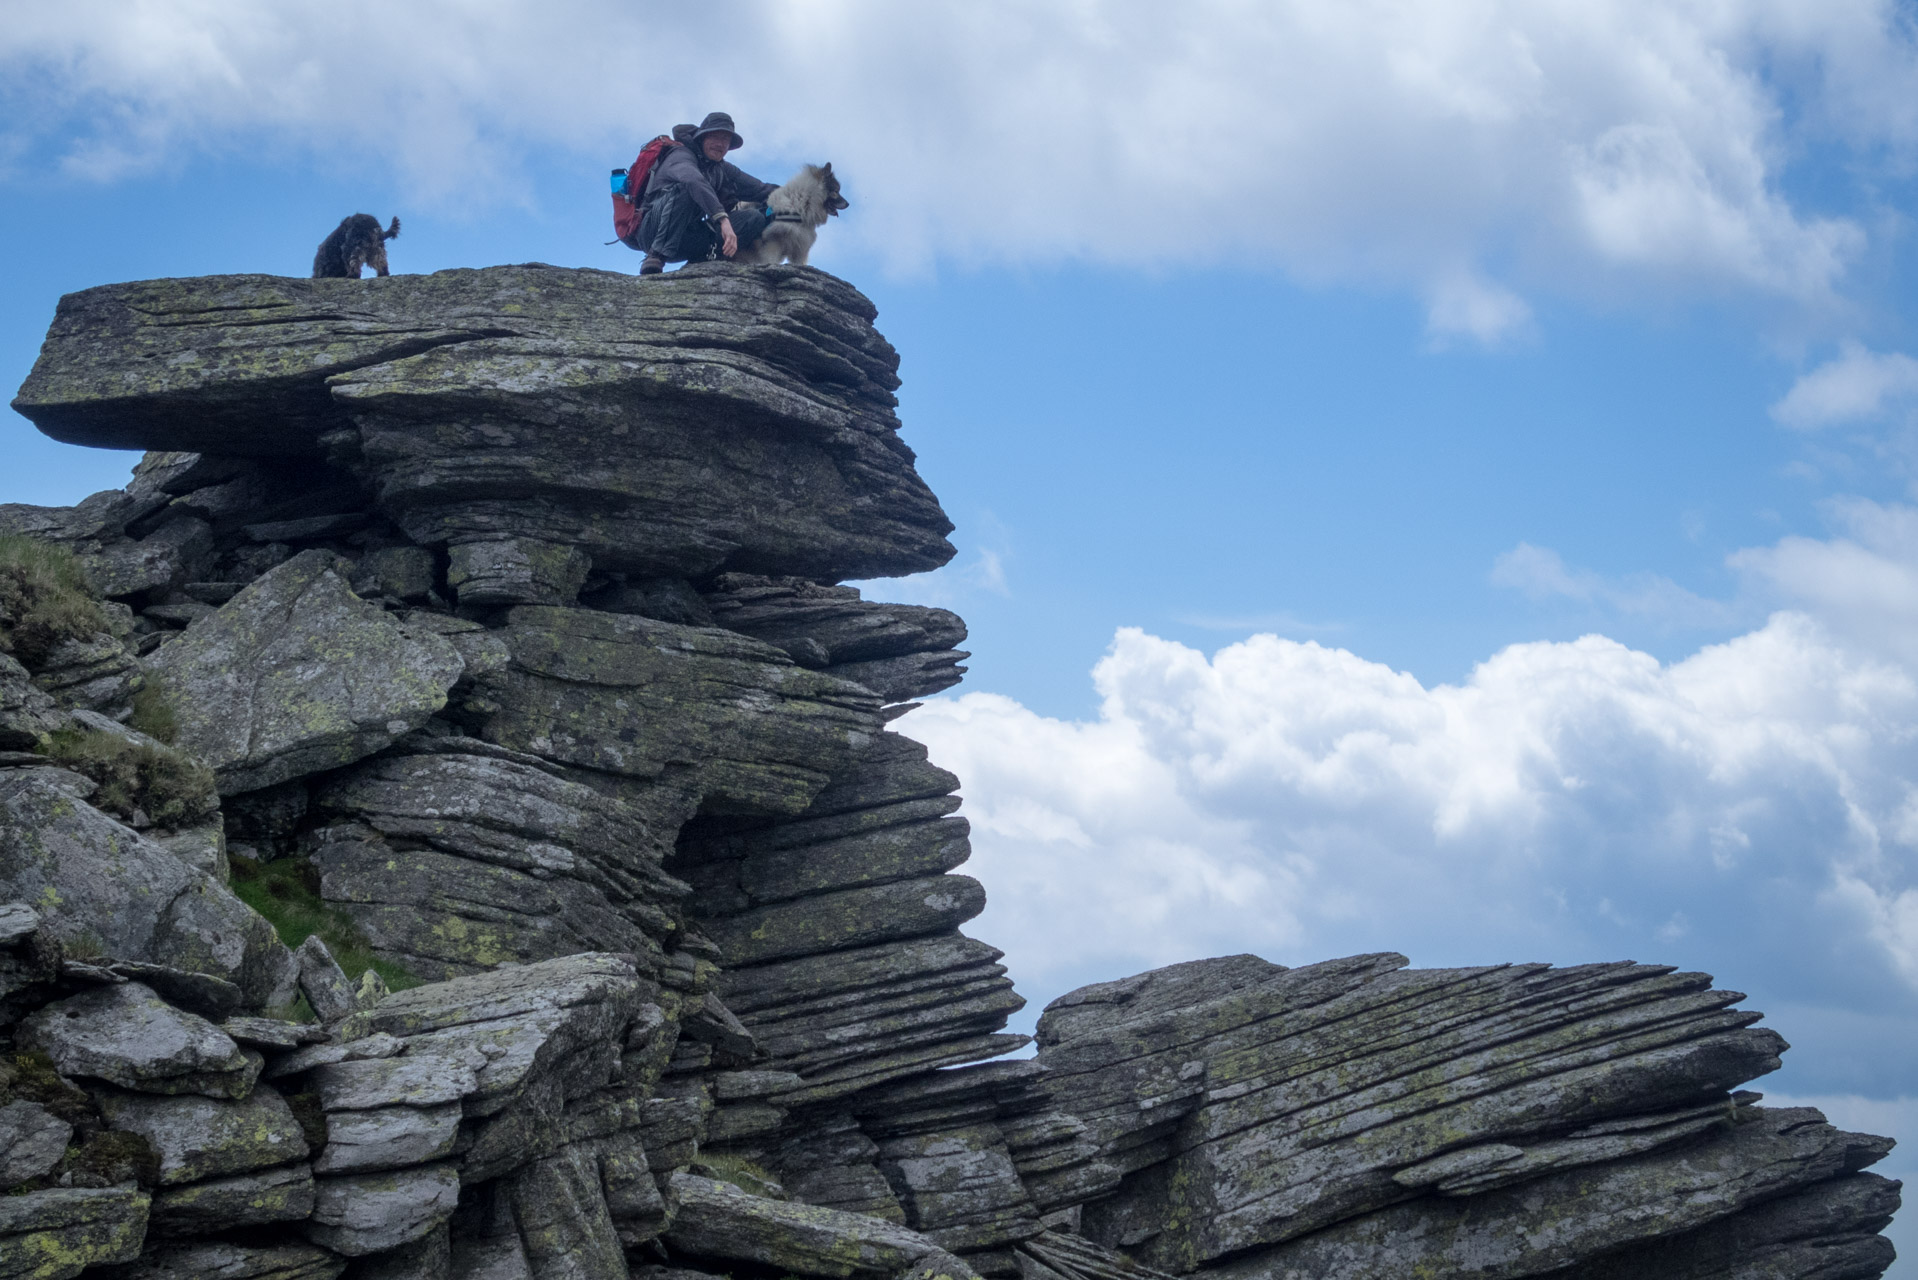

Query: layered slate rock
684;731;1026;1103
700;575;970;704
472;605;884;811
12;264;955;585
308;741;690;979
1034;953;1895;1280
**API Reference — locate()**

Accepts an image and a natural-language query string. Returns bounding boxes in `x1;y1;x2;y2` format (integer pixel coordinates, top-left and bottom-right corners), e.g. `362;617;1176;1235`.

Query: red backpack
610;135;680;250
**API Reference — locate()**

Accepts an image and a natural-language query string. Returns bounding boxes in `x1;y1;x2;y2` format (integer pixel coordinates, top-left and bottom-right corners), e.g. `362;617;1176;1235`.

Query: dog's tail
384;217;401;241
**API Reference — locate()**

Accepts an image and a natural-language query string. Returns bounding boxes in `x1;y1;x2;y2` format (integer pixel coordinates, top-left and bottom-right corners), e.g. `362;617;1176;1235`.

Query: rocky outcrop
0;263;1899;1278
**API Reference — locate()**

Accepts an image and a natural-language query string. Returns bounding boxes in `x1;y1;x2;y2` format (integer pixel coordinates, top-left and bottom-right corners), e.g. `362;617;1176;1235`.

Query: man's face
702;134;730;162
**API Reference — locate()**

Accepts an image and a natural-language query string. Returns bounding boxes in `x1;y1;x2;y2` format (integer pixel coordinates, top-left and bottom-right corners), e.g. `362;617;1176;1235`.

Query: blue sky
6;0;1918;1260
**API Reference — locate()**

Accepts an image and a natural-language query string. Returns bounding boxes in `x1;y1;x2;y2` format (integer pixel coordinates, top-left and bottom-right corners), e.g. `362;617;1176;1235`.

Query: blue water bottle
611;169;628;195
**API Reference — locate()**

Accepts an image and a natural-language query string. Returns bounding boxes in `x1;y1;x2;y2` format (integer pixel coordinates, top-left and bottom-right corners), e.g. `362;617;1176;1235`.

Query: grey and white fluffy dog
732;163;849;266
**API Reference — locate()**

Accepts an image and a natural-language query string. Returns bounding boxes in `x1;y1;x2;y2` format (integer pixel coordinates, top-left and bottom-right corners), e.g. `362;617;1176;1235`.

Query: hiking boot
639;253;665;276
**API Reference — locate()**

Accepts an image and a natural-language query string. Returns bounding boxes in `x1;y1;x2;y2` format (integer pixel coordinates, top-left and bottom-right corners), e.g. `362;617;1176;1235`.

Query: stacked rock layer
0;263;1898;1279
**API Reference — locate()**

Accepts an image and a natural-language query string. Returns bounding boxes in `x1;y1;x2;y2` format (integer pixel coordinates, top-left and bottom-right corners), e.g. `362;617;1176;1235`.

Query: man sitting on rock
637;112;779;275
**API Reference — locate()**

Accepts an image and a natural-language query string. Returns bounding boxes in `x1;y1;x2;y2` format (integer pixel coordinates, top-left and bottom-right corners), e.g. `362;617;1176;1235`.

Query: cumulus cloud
1733;499;1918;665
901;512;1918;1092
3;1;1913;328
1772;343;1918;429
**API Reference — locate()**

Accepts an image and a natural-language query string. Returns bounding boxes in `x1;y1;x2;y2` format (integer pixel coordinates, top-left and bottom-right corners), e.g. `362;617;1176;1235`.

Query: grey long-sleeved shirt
643;143;778;220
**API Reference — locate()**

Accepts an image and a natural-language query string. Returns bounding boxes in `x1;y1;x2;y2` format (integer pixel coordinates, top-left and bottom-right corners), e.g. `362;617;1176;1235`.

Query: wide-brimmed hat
690;112;743;151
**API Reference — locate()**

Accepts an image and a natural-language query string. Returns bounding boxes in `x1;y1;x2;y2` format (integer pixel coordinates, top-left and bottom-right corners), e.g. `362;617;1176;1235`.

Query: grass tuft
693;1152;785;1199
42;725;218;829
126;674;180;745
228;853;422;992
0;534;108;667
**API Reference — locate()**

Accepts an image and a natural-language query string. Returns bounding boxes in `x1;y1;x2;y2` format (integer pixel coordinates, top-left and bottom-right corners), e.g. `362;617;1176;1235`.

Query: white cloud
3;0;1913;326
901;510;1918;1095
1491;541;1735;626
1733;499;1918;665
1772;343;1918;429
909;610;1918;981
1425;270;1534;345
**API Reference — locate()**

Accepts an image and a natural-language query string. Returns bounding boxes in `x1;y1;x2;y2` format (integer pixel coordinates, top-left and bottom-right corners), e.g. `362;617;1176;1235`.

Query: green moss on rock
228;853;419;992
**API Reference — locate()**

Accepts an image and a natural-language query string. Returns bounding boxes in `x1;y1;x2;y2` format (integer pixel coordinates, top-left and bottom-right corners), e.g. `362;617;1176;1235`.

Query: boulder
1035;954;1819;1273
349;546;437;602
30;632;143;718
720;935;1025;1102
447;537;589;607
146;550;463;794
81;516;214;600
20;983;260;1099
1547;1170;1900;1280
294;936;358;1024
0;770;290;1005
0;489;150;545
700;875;988;968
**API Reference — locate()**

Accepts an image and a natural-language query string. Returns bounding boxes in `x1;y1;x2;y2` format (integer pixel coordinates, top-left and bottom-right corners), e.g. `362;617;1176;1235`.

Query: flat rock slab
13;266;954;582
664;1172;969;1279
0;1187;149;1279
148;550;463;794
306;1163;460;1256
0;771;288;1005
106;1240;347;1279
20;982;259;1099
314;1102;461;1173
97;1085;306;1184
309;1053;481;1111
148;1163;315;1237
355;952;645;1040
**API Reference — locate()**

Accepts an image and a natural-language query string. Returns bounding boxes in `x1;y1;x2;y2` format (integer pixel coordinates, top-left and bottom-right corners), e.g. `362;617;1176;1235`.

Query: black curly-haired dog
312;214;400;278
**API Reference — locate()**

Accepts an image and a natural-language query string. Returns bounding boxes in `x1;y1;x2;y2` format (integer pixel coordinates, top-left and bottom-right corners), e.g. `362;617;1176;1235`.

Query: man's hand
719;217;738;259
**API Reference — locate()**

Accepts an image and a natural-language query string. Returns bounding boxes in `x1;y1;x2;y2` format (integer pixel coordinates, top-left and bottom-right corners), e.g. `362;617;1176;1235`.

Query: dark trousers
638;185;771;264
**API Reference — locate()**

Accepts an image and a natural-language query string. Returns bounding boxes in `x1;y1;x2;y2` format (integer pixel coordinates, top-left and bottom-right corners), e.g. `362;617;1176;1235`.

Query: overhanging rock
11;264;955;584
